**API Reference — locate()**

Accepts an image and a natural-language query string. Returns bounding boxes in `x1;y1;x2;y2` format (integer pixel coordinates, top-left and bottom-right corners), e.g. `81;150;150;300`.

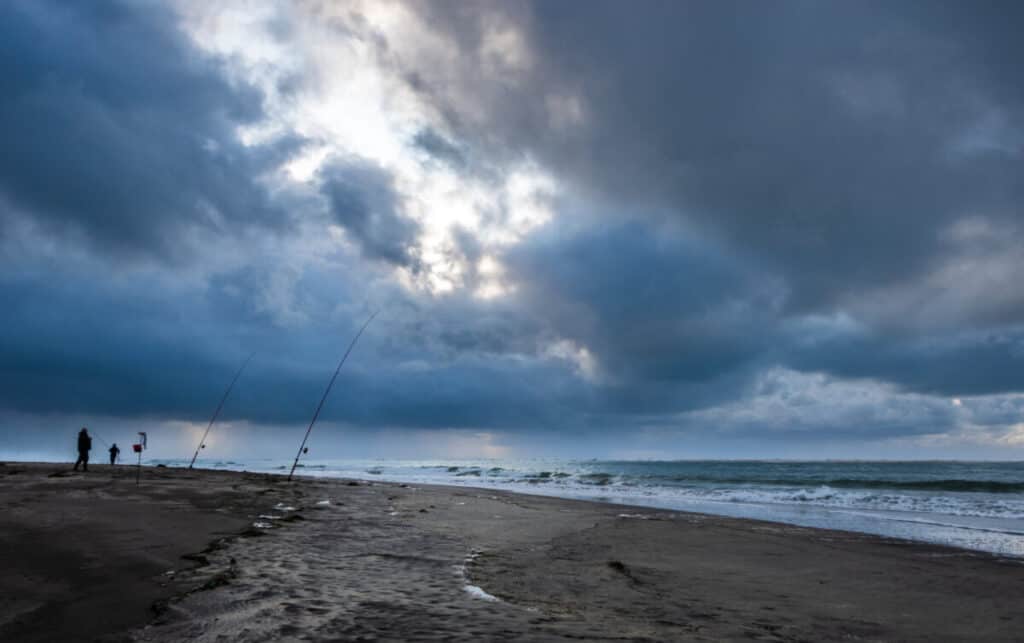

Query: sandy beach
1;462;1022;642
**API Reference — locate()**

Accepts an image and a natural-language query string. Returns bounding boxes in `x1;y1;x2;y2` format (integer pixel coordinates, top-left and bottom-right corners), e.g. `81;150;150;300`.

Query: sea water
157;458;1024;557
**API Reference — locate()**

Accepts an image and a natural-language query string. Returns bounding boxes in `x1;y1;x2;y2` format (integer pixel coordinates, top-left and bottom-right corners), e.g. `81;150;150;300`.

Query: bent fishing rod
288;311;378;481
88;431;111;449
188;352;256;469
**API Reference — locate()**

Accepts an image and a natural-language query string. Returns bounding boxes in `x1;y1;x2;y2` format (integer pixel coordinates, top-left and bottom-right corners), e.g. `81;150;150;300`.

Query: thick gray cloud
431;2;1024;279
0;244;595;432
507;222;779;383
0;0;292;261
401;0;1024;397
320;159;421;268
785;322;1024;397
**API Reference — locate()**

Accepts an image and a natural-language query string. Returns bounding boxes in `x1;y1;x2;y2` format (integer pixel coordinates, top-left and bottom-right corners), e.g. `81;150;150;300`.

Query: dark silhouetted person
109;443;120;466
73;427;92;471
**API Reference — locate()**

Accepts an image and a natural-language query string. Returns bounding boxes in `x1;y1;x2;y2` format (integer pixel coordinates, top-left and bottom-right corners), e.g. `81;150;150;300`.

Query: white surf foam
463;584;500;601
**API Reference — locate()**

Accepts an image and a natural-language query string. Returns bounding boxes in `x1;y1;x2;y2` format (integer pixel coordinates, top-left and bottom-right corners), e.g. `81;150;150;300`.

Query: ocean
155;458;1024;557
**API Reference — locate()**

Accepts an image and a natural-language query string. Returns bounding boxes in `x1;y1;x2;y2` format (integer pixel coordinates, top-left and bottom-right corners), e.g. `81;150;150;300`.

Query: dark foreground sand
1;462;1022;642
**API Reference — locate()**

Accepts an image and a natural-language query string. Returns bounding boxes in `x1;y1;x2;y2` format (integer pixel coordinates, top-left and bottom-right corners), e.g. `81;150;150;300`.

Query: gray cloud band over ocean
3;1;1024;462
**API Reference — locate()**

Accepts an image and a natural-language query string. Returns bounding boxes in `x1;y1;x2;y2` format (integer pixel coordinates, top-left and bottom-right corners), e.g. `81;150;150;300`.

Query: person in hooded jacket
74;427;92;472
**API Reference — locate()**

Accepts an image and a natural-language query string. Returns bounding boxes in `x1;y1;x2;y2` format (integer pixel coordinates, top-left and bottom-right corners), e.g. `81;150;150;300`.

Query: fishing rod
188;352;256;470
288;311;378;481
89;431;120;463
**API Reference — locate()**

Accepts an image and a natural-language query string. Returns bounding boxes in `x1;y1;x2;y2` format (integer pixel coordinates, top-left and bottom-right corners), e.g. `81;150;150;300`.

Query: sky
2;0;1023;462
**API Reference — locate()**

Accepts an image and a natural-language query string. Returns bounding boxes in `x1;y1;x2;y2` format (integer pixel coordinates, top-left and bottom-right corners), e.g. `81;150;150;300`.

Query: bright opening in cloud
177;0;559;298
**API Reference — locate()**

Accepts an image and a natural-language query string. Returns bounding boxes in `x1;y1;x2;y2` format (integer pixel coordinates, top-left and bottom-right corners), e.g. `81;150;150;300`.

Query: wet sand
1;462;1022;641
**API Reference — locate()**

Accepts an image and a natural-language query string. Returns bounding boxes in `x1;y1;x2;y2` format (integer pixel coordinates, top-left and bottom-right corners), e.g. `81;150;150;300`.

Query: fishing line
188;352;256;469
289;311;378;481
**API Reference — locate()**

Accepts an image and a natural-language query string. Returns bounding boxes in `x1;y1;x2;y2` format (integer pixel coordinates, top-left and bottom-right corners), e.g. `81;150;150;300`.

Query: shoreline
2;461;1023;641
158;458;1024;558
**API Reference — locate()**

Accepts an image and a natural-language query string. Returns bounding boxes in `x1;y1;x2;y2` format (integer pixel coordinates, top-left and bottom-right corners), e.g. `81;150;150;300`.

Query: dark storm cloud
0;269;243;419
320;159;421;268
478;220;789;419
785;324;1024;397
0;0;289;260
402;0;1024;397
0;259;593;430
415;1;1023;304
507;222;779;384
